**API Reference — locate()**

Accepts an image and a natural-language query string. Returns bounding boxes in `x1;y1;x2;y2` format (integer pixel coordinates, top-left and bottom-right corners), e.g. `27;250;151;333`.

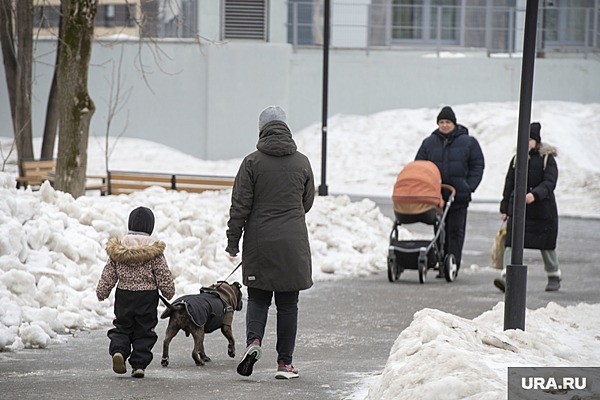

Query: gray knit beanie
258;106;287;131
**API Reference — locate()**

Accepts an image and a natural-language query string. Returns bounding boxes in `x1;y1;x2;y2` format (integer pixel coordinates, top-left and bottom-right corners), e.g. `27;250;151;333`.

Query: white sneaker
275;362;299;379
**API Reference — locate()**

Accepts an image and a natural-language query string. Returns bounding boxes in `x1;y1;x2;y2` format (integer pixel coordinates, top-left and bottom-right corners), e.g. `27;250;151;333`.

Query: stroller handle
441;184;456;206
441;184;456;196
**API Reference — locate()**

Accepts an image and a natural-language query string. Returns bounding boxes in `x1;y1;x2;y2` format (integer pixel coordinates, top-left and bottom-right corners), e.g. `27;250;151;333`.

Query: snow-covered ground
1;101;599;399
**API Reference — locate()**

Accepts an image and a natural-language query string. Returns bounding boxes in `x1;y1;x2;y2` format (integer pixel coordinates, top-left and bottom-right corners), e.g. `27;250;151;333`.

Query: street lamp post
504;0;541;331
319;0;330;196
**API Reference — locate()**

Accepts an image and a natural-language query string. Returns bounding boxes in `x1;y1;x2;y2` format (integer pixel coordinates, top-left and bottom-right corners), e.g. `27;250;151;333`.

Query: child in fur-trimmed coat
96;206;175;378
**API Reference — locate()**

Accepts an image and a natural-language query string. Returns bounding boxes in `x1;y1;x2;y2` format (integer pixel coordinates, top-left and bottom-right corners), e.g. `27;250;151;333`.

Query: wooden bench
16;159;57;189
16;159;106;194
104;171;235;195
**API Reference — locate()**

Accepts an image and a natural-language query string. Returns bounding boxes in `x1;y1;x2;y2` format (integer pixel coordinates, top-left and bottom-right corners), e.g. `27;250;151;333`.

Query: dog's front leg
191;328;209;365
221;322;235;358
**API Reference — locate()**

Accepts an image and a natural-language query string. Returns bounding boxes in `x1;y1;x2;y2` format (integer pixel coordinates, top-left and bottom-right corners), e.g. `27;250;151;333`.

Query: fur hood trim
106;237;166;264
539;144;558;157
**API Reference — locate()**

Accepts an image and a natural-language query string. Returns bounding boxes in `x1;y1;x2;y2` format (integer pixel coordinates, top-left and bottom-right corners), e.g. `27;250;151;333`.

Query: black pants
444;206;468;268
108;289;159;370
246;287;299;365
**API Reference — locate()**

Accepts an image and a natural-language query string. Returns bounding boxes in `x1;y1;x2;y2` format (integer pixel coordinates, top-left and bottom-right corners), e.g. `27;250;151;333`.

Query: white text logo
521;377;587;390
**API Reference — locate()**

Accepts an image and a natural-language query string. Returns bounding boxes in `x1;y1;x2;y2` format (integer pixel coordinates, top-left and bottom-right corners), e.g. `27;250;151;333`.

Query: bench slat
176;176;234;186
175;186;232;193
110;182;172;190
109;173;172;183
21;160;56;170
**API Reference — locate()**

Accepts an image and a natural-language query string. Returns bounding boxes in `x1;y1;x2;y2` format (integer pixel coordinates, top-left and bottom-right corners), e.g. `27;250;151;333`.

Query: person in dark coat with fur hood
493;122;562;292
415;106;485;272
226;106;315;380
96;206;175;378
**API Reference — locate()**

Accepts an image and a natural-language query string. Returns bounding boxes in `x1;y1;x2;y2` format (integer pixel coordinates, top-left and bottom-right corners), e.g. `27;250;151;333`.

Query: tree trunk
41;5;65;160
15;0;34;161
0;0;17;122
0;0;34;175
41;68;60;160
55;0;97;198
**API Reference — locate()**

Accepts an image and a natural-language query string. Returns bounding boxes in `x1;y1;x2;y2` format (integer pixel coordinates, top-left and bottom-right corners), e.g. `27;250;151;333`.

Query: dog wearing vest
159;281;243;367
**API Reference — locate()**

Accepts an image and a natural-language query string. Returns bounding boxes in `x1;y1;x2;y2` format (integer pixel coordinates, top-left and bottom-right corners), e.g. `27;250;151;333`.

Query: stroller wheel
418;260;427;284
387;254;401;282
444;254;458;282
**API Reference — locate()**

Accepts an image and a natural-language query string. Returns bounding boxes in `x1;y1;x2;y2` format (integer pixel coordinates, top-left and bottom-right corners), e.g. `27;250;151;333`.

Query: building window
542;0;595;47
288;0;316;45
34;5;61;29
223;0;267;40
392;0;459;43
97;4;136;28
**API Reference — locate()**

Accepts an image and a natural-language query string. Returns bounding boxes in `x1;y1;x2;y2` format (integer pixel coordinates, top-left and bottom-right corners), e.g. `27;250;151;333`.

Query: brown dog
159;281;243;367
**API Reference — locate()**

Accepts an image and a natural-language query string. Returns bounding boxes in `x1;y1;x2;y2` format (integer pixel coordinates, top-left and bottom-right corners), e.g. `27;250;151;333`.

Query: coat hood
106;236;166;264
539;144;558;157
257;121;297;157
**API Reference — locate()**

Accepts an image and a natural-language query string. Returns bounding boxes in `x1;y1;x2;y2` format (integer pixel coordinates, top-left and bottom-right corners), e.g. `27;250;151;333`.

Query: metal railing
287;1;600;58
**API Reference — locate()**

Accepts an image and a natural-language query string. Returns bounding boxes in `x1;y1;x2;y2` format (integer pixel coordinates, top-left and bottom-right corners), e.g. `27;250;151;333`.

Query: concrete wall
0;39;599;161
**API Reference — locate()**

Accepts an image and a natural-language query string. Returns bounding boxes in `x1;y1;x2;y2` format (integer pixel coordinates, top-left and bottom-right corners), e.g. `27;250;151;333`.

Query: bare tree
0;0;34;176
41;2;64;160
2;0;210;194
0;139;17;172
53;0;98;198
96;44;132;175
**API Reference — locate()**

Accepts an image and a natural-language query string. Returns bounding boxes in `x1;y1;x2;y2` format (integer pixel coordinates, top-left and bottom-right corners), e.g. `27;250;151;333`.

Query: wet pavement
1;207;599;400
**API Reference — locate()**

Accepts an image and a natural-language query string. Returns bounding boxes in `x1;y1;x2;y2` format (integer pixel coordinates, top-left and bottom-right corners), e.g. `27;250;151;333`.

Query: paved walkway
1;210;599;400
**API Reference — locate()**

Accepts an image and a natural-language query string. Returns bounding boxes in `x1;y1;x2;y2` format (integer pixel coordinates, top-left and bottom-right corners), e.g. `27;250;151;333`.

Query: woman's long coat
500;146;559;250
226;121;315;292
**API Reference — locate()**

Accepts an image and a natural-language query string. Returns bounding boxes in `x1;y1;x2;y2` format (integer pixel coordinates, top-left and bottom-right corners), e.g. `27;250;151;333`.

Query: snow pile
365;302;600;400
0;178;396;351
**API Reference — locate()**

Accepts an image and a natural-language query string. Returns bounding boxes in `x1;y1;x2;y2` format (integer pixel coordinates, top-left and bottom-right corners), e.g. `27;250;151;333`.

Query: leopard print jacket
96;234;175;301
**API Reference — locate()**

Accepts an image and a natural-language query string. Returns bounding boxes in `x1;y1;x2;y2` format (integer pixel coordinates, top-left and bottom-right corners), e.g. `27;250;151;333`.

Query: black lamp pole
319;0;330;196
504;0;540;331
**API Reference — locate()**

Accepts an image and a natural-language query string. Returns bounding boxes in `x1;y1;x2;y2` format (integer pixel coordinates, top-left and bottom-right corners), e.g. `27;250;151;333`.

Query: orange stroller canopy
392;160;444;215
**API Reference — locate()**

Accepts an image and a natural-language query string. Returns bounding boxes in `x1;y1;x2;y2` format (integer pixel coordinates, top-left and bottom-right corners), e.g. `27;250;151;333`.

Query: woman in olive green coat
226;106;315;379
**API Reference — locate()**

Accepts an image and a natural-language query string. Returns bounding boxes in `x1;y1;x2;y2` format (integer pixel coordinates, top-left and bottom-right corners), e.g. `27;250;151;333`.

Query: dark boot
545;276;561;292
493;278;506;293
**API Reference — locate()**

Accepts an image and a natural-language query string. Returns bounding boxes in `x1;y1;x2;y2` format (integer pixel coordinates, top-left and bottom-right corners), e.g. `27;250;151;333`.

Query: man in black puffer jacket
415;106;485;272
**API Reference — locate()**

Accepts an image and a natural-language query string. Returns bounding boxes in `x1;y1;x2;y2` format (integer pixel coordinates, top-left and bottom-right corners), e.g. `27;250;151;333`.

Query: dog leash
212;261;243;291
156;261;243;306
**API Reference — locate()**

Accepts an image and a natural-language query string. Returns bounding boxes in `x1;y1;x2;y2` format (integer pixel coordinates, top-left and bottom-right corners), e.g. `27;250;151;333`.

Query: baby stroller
387;160;458;284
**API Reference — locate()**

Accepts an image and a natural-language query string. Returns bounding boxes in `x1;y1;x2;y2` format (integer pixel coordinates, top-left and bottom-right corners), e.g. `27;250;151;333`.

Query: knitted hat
436;106;457;125
259;106;287;131
530;122;542;144
128;206;155;235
